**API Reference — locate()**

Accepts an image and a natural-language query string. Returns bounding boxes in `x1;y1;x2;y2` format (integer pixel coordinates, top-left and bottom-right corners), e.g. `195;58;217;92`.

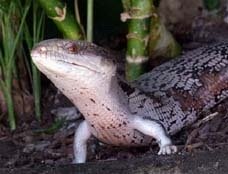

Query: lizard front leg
72;120;92;163
131;116;177;155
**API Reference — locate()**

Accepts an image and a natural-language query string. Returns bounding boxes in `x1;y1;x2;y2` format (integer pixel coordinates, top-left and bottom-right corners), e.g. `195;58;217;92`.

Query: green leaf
34;119;65;134
0;0;10;13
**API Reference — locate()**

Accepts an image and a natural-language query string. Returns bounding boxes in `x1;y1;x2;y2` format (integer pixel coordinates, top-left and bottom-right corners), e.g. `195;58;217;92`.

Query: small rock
23;144;35;153
51;107;82;121
44;159;55;165
34;141;51;151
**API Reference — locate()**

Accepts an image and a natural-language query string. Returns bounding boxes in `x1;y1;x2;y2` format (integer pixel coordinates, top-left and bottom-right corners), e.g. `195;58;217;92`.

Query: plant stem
37;0;84;40
32;64;41;121
122;0;152;81
122;0;180;81
23;1;45;121
31;1;44;121
87;0;94;42
4;86;15;130
0;80;15;130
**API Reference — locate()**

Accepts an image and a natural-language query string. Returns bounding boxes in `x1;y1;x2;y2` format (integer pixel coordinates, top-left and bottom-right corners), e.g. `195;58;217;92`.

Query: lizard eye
66;43;78;53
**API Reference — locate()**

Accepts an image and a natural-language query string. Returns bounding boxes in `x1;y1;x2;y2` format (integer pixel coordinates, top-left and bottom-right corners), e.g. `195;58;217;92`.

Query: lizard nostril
39;46;47;52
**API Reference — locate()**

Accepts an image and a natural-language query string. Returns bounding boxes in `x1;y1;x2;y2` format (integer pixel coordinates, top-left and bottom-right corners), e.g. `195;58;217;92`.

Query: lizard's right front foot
158;144;177;155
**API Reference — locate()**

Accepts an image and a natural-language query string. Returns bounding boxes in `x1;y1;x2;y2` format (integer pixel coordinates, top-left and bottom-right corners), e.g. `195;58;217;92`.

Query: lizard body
132;41;228;134
31;39;228;163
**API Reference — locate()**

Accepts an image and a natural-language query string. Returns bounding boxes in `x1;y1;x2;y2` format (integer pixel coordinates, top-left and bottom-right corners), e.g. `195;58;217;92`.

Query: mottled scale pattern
32;39;228;148
129;41;228;134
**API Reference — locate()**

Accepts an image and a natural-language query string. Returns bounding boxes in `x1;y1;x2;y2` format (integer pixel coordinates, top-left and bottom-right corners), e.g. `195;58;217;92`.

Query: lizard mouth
57;59;100;74
31;50;100;74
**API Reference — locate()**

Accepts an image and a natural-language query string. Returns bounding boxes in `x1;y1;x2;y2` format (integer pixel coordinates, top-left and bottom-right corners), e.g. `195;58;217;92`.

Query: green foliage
0;0;10;13
0;0;30;130
203;0;220;11
24;1;45;121
0;0;45;129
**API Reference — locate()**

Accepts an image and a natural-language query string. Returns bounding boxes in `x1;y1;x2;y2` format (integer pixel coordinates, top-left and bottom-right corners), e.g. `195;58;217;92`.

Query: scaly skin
31;39;228;163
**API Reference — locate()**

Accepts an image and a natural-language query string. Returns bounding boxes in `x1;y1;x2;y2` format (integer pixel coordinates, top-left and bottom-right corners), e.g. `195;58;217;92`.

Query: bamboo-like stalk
121;0;152;81
37;0;84;40
122;0;181;81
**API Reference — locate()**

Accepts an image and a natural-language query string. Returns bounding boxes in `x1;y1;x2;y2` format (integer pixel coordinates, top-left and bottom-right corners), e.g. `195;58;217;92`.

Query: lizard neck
51;74;131;123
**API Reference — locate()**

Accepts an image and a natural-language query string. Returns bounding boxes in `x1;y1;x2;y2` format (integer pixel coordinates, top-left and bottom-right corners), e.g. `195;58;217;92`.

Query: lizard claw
158;144;177;155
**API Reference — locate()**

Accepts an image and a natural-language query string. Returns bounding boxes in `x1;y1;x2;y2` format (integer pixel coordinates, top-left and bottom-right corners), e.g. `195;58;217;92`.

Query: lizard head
31;39;117;87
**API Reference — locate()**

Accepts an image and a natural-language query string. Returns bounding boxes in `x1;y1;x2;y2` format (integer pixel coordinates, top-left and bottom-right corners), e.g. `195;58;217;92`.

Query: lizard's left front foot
131;116;177;155
158;144;177;155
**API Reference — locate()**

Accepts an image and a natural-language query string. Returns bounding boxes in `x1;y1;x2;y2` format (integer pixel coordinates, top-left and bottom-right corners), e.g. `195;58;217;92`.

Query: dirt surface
1;145;228;174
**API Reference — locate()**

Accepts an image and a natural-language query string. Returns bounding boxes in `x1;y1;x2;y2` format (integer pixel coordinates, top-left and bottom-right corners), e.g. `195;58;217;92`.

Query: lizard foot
158;144;177;155
131;116;177;156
